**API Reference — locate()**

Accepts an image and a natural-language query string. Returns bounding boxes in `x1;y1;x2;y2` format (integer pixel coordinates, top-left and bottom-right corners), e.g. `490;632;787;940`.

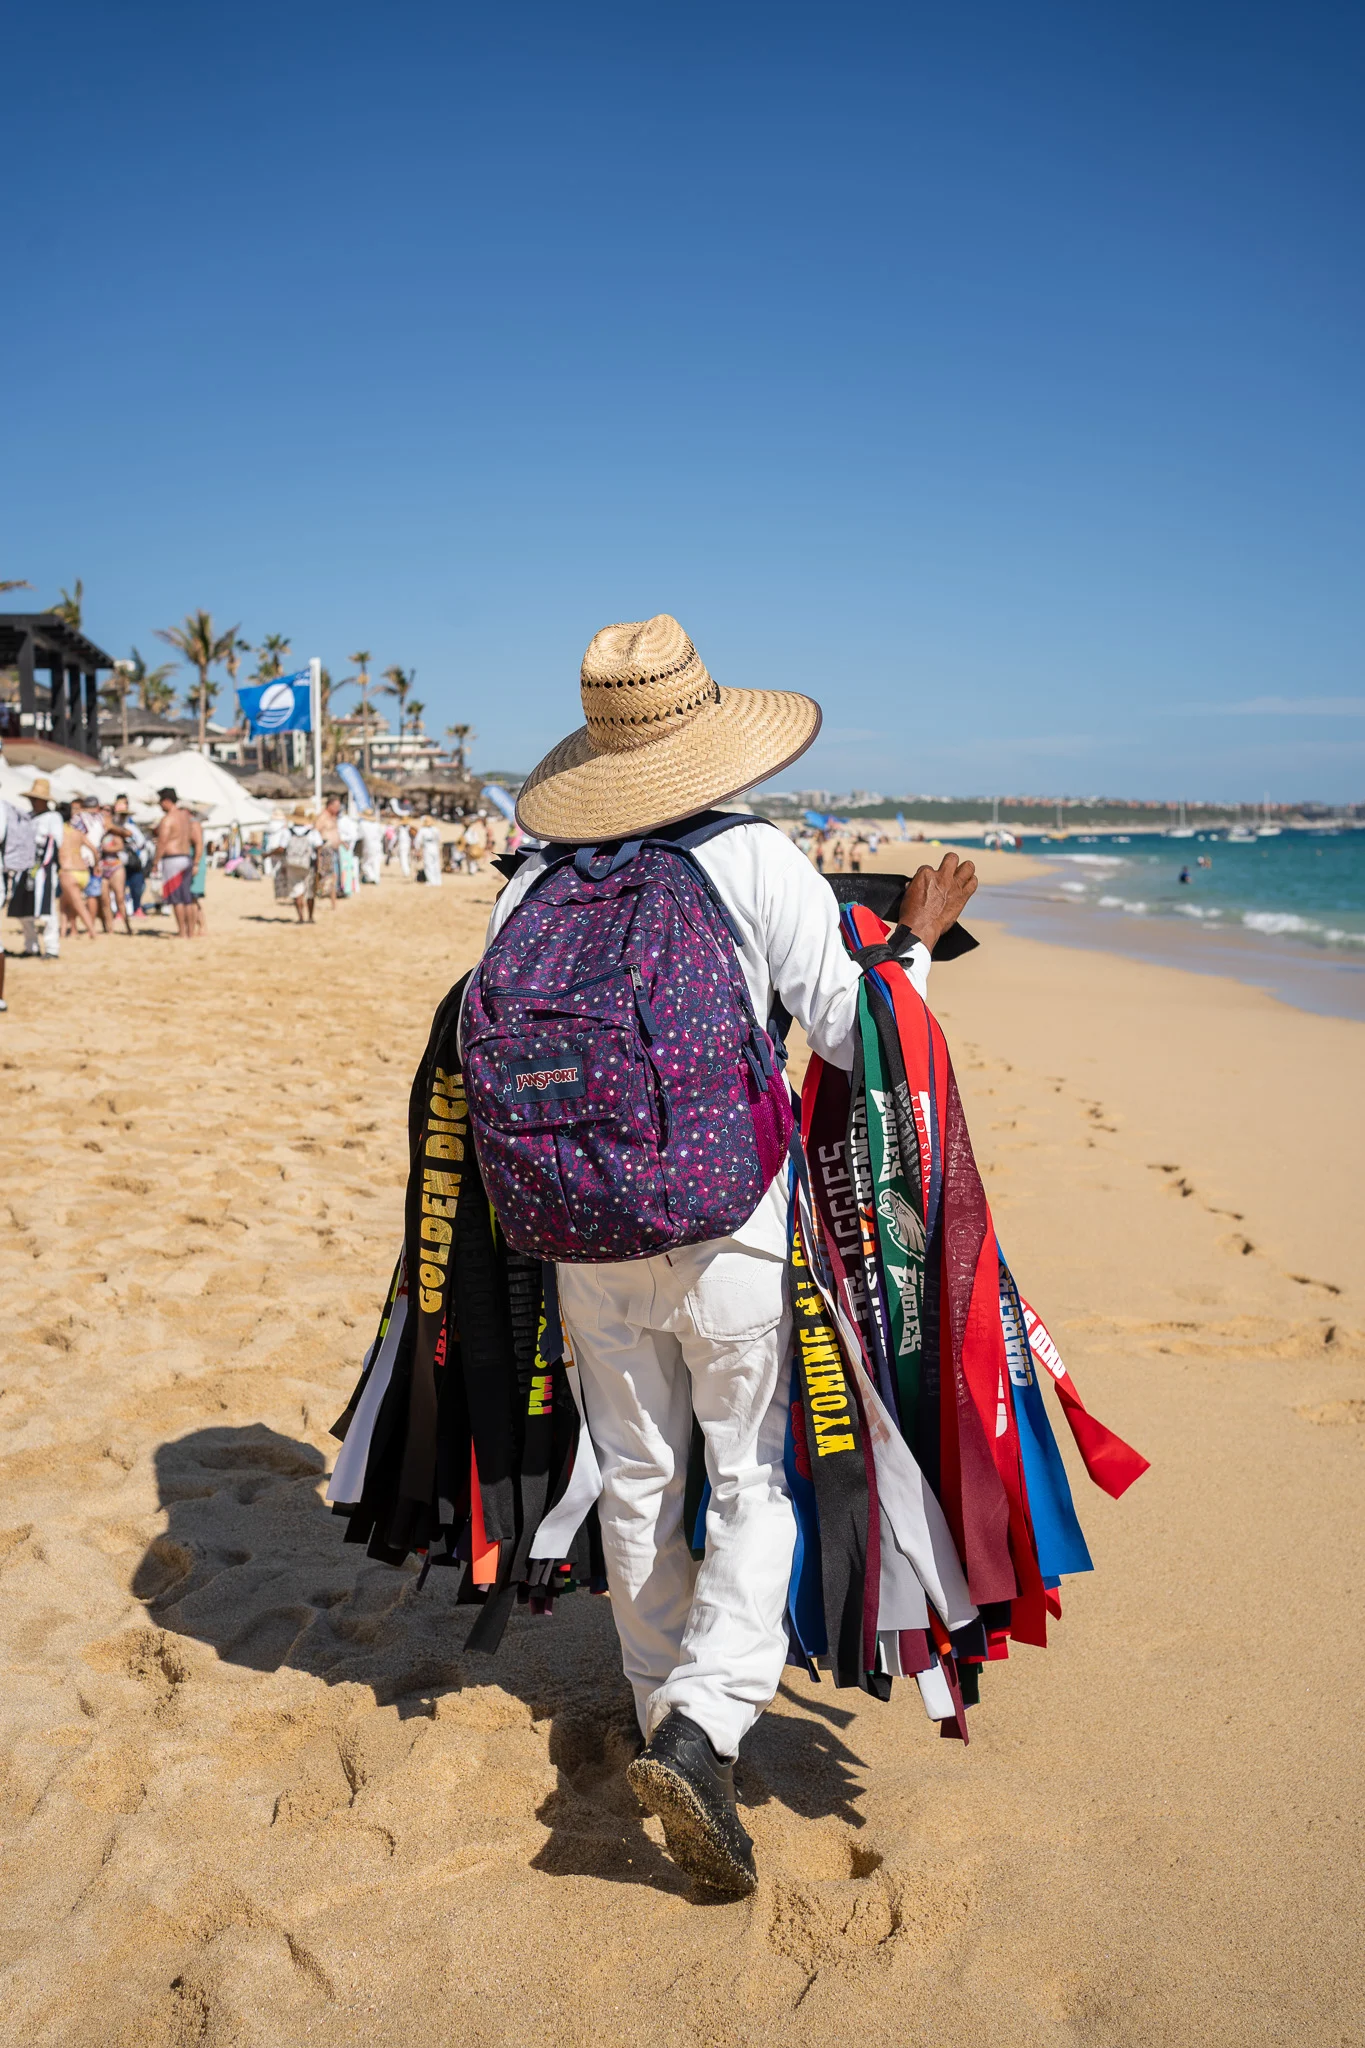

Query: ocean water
1023;830;1365;950
968;829;1365;1021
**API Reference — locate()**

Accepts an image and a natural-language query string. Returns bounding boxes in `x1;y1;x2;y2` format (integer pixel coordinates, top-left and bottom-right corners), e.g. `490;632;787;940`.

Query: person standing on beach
357;808;384;886
73;795;109;929
153;788;203;940
72;792;104;867
58;805;100;940
0;790;17;1009
7;781;61;959
276;805;321;923
111;795;152;920
396;816;412;879
337;804;360;896
463;811;488;873
96;826;134;935
416;816;443;885
189;833;210;933
476;614;976;1897
314;796;342;909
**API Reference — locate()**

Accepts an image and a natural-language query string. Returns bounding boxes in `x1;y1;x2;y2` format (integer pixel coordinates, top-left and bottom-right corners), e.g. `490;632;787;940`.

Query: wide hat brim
515;685;821;844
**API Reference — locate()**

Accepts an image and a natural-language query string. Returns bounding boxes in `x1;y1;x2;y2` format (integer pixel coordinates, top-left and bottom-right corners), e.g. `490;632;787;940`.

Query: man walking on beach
154;788;203;940
482;615;976;1897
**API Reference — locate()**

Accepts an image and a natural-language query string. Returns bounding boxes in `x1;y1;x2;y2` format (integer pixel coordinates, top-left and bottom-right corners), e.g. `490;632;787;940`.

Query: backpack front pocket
464;1024;671;1259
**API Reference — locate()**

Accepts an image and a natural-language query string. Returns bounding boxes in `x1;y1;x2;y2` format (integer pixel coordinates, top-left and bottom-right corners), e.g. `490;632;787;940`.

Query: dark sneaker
626;1711;757;1897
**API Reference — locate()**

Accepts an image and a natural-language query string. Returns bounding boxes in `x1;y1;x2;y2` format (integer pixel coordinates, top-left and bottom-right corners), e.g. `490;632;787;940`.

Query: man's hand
898;851;978;952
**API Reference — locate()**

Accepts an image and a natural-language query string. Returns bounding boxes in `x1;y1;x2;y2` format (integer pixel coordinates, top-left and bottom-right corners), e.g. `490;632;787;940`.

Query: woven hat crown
580;615;720;756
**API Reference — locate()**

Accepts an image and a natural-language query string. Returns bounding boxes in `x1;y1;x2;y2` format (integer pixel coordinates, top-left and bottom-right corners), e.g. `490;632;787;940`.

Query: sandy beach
1;862;1362;2047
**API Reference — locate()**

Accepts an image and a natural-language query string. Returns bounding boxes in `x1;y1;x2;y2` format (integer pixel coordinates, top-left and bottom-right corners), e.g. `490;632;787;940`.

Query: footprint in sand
766;1837;975;1996
1296;1399;1365;1428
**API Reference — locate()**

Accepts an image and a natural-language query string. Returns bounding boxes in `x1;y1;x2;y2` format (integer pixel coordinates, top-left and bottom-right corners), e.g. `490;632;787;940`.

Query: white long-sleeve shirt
482;819;931;1258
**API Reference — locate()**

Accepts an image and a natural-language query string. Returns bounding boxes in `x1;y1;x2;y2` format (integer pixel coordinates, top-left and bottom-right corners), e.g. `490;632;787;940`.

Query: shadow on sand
134;1424;872;1892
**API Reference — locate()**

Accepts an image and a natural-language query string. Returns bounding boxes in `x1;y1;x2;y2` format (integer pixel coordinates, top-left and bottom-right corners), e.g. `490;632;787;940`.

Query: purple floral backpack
461;815;794;1262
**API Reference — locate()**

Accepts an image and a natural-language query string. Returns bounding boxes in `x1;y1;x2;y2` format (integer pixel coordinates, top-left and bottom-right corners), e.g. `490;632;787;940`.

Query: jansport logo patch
517;1065;578;1094
508;1052;587;1101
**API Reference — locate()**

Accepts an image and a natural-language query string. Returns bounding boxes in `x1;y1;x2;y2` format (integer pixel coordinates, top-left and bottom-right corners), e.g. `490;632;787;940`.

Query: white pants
23;913;59;957
556;1239;795;1760
398;836;410;877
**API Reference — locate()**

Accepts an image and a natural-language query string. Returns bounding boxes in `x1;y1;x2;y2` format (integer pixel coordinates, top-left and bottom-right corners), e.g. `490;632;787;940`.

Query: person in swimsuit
96;829;134;935
58;805;100;940
153;787;204;940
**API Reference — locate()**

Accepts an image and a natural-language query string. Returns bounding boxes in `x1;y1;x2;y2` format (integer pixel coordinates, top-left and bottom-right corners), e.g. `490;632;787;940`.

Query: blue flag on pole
239;672;312;735
337;761;372;812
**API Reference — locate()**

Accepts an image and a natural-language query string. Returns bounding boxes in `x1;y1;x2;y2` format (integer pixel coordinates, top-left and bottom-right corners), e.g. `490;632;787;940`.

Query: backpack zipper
628;964;659;1039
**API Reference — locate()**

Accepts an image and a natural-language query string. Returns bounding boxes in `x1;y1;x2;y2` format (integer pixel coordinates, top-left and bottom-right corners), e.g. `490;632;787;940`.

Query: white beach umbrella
0;761;148;810
127;750;272;826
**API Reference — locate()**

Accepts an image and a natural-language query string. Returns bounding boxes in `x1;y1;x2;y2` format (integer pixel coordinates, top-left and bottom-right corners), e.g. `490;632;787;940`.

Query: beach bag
285;828;316;877
461;814;794;1262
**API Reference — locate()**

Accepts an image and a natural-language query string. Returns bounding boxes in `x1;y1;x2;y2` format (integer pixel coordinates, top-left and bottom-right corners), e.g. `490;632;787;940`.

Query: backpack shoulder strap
500;812;776;952
647;812;775;951
669;810;777;853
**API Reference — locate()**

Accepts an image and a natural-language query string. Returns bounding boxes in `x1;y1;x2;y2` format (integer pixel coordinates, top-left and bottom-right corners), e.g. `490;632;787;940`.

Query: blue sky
4;1;1362;800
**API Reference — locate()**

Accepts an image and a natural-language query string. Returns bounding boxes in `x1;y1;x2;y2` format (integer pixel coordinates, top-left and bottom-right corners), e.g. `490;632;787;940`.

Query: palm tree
222;633;253;760
348;650;375;775
253;633;292;683
445;722;475;771
318;667;348;769
101;661;136;749
53;580;83;629
380;664;414;739
1;578;31;595
156;610;241;752
250;636;293;769
224;633;251;700
126;646;178;716
407;699;426;734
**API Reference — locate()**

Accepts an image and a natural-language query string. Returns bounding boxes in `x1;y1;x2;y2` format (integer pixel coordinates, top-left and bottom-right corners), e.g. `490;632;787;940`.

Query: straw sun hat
515;615;821;844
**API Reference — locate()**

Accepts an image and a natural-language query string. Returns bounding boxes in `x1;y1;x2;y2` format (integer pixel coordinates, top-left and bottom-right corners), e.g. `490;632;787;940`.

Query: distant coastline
755;792;1359;834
